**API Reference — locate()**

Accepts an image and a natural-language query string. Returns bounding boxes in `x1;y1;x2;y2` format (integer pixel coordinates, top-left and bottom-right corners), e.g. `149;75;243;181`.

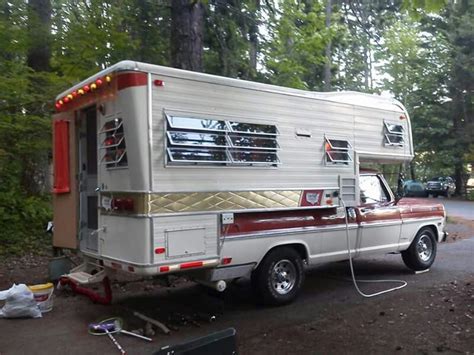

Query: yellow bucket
28;283;54;313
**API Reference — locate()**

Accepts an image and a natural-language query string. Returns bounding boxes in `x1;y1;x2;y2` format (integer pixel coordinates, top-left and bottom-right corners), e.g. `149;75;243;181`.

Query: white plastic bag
0;284;42;318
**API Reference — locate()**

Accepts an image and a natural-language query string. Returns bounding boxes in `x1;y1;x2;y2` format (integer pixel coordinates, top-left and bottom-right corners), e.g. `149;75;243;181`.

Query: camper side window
165;113;280;167
384;121;405;147
325;137;352;166
99;118;128;168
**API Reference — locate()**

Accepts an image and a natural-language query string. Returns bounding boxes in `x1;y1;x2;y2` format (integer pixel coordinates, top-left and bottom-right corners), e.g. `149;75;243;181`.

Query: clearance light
154;247;166;254
83;85;90;92
221;257;232;265
67;94;73;100
72;91;77;98
105;75;112;83
90;83;97;90
111;198;134;211
59;100;64;105
64;97;70;103
78;89;84;95
96;79;103;86
55;103;61;109
154;79;164;86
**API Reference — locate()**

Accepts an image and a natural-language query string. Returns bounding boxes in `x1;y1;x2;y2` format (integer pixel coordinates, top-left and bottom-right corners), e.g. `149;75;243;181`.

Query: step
65;262;107;285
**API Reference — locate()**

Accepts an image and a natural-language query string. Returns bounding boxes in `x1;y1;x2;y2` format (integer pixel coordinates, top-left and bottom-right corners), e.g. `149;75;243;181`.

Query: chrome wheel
416;235;433;262
272;259;296;295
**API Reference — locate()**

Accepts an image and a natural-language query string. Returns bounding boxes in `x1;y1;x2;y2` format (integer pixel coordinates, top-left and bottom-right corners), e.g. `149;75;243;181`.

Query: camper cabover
53;61;446;305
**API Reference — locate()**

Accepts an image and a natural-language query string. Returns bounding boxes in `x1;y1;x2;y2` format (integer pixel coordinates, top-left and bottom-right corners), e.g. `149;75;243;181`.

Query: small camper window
165;113;279;167
230;150;280;164
167;148;229;163
229;122;278;135
229;135;279;150
99;118;128;168
167;116;227;132
384;121;405;147
167;131;228;148
325;137;352;165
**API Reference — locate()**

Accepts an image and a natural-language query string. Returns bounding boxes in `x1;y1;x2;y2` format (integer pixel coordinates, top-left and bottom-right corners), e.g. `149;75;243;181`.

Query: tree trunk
171;0;204;72
323;0;332;91
27;0;52;72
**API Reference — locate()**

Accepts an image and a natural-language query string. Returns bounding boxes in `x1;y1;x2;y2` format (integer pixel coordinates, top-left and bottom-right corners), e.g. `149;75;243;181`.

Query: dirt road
1;219;472;355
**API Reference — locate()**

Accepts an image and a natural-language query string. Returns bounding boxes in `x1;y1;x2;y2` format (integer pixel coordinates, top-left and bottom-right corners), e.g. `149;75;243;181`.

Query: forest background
0;0;472;254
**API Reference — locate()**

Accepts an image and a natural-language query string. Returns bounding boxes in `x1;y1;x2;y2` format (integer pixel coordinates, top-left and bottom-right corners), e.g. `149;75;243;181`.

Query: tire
252;247;305;306
401;228;437;271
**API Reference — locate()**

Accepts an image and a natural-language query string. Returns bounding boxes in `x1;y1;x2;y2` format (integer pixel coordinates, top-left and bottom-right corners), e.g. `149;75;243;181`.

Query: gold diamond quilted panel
147;190;302;214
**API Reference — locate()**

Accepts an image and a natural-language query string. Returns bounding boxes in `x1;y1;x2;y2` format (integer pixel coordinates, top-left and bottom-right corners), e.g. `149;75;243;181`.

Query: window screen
165;113;280;167
384;121;405;147
325;137;352;165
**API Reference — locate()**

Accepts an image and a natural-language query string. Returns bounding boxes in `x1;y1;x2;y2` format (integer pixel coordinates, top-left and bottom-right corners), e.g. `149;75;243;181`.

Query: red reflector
160;266;170;272
221;257;232;265
154;79;164;86
326;199;333;205
180;261;203;270
127;266;135;272
111;198;134;211
155;247;166;254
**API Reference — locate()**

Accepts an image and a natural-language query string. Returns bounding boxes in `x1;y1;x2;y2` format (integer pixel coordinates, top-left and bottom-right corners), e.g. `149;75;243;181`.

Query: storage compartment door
153;215;219;263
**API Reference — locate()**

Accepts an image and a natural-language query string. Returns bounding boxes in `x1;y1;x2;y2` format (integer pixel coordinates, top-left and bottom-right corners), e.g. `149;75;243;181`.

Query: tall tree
171;0;204;71
27;0;52;72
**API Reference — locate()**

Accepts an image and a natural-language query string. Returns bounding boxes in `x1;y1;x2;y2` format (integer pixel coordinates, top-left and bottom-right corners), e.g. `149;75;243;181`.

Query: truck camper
53;61;446;305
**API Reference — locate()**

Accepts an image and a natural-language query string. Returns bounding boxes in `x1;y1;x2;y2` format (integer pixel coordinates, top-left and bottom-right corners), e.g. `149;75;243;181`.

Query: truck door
355;174;402;254
78;106;99;254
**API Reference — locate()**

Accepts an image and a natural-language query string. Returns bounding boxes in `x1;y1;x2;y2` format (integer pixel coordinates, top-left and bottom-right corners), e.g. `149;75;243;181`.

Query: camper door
78;106;99;253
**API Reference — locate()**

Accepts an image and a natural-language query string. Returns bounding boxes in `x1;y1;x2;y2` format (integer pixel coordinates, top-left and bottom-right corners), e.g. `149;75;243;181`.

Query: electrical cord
341;199;407;298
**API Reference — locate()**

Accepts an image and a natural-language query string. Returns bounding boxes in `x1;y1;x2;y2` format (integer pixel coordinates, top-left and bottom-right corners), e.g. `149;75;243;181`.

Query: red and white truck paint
53;61;447;305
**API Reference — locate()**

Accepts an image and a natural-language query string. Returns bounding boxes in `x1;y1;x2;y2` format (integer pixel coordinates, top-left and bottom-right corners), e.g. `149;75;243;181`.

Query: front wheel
401;228;437;271
252;247;305;306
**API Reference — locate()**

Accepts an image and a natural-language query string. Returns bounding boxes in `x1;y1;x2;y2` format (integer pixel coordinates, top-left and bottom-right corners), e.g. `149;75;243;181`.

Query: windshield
430;177;445;182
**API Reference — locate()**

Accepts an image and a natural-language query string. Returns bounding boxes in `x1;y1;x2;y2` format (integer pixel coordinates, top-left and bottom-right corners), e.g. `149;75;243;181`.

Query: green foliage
0;0;472;256
265;0;332;90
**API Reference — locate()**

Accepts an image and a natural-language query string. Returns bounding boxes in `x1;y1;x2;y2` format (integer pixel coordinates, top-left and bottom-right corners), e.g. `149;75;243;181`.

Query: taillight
111;198;134;212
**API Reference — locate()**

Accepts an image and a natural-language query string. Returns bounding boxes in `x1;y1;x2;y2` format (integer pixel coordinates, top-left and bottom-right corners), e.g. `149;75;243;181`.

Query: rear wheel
402;228;437;271
252;247;304;306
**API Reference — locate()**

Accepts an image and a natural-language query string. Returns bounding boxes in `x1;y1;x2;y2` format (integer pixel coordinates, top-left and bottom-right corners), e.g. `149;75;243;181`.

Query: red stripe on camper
117;72;147;90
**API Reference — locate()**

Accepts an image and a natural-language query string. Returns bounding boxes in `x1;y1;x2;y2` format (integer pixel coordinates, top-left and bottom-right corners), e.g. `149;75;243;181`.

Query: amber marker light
105;75;112;83
90;83;97;90
78;89;84;95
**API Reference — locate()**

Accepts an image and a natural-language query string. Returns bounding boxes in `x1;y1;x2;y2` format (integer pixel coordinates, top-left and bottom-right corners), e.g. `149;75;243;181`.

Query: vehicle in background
403;180;427;197
426;176;456;197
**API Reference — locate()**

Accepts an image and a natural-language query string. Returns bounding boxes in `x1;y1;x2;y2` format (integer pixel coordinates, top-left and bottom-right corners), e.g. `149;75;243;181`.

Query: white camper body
53;61;446;304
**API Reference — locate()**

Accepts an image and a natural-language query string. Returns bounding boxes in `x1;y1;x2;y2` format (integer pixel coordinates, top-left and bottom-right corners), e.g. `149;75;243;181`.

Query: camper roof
56;60;407;114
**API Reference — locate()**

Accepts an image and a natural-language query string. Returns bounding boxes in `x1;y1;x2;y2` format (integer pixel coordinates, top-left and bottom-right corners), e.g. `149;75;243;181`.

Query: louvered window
325;137;352;165
165;113;280;166
384;121;405;147
99;118;128;168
